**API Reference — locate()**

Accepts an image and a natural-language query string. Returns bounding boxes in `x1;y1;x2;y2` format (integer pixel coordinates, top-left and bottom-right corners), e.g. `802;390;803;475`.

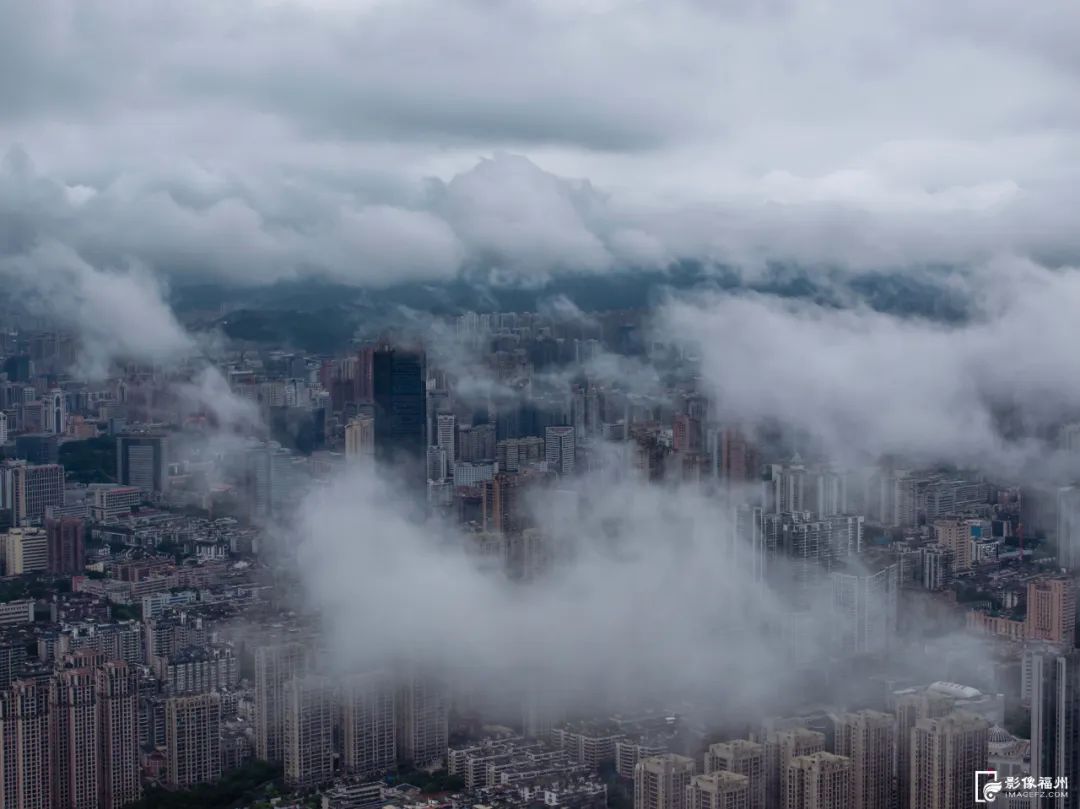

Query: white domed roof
928;681;982;699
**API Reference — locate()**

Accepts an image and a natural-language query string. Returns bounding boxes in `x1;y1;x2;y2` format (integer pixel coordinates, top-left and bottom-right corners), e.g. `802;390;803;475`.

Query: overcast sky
7;0;1080;467
1;1;1065;695
2;0;1079;288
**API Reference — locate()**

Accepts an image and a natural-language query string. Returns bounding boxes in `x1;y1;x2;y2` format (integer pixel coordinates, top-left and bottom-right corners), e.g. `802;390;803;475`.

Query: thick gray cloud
658;257;1080;472
295;462;898;716
0;0;1078;288
0;240;194;376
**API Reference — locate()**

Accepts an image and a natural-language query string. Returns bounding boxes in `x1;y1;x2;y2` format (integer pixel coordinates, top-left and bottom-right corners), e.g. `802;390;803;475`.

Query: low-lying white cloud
658;258;1080;471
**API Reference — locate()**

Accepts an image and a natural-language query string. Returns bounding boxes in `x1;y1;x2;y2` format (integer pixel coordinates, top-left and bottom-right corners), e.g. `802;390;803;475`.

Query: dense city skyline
3;1;1080;808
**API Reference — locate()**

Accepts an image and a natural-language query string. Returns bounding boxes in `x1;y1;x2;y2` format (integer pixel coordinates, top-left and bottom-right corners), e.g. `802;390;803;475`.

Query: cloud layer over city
294;462;866;721
7;0;1080;474
1;0;1079;288
658;257;1080;472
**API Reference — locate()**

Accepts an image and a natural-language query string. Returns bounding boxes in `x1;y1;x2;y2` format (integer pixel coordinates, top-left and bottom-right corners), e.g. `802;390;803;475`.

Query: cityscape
1;3;1080;809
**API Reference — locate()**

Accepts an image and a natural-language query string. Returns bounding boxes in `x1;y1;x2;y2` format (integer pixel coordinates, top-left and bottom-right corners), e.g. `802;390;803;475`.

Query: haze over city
1;2;1079;809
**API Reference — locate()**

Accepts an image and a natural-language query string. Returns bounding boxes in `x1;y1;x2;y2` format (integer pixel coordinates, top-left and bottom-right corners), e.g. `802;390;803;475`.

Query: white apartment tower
283;676;336;789
97;662;142;809
685;771;750;809
345;415;376;464
165;693;222;788
832;711;894;809
895;692;954;809
44;390;66;435
50;669;99;809
634;754;698;809
545;426;576;476
910;712;989;809
395;673;448;768
4;528;48;575
436;414;456;465
705;740;765;809
254;643;307;763
784;752;852;809
764;728;825;809
830;563;899;657
1057;486;1080;571
342;671;396;776
0;680;51;809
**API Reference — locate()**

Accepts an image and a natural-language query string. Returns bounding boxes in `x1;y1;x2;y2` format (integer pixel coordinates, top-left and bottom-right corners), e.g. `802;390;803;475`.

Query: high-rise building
933;518;976;572
436;414;456;465
372;348;427;481
116;434;169;495
830;562;899;657
909;712;989;809
45;517;85;575
342;672;396;777
481;471;538;535
90;485;141;522
551;723;624;768
395;673;447;768
545;426;576;476
685;771;749;809
922;479;990;522
283;676;336;789
458;423;496;463
165;693;222;788
0;679;51;809
1029;650;1080;807
0;641;27;689
6;463;64;525
1025;577;1077;646
673;415;703;454
44;389;66;436
715;428;759;489
453;461;496;487
762;513;862;606
14;433;58;465
617;740;671;780
96;661;141;809
1057;486;1080;570
705;740;764;809
634;754;697;809
242;441;303;519
733;505;767;584
345;415;376;464
807;469;847;517
496;436;545;473
1060;424;1080;452
832;711;894;809
3;527;48;574
869;469;915;527
895;692;954;809
254;643;307;763
426;446;448;482
764;728;825;809
155;645;239;695
764;459;807;513
919;545;952;591
50;668;98;809
784;752;852;809
3;355;32;383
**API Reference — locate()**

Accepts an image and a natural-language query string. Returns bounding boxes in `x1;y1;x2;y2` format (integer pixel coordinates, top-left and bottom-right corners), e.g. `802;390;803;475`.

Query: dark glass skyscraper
372;348;427;484
116;434;169;494
1031;650;1080;808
